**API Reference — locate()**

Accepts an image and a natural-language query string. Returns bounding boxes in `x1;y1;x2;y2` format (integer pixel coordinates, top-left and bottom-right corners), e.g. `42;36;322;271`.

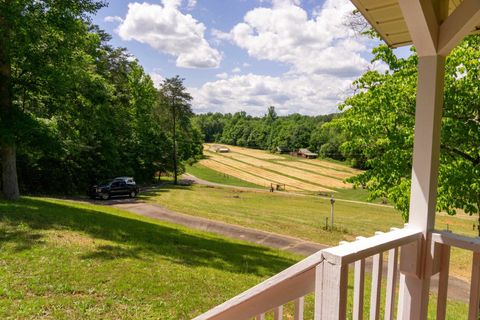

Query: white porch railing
194;227;423;320
430;231;480;320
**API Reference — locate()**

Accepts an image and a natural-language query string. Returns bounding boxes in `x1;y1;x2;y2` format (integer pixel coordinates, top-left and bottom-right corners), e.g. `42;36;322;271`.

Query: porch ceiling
350;0;480;48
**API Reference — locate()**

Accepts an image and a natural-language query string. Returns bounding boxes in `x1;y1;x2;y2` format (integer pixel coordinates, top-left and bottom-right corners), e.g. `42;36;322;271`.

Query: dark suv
88;177;139;200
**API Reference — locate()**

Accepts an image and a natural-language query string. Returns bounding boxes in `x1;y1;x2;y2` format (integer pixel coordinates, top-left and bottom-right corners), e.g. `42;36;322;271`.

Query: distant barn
294;148;318;159
209;145;230;153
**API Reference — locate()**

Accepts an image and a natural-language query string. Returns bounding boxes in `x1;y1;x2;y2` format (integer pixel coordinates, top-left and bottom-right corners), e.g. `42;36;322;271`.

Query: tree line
0;1;202;199
194;36;480;229
193;107;354;163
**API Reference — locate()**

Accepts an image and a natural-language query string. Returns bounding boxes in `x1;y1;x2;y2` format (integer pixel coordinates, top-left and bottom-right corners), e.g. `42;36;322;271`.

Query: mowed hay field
200;144;359;192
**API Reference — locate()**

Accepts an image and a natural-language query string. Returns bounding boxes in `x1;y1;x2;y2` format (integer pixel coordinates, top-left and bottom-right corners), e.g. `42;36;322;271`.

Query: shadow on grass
0;197;297;277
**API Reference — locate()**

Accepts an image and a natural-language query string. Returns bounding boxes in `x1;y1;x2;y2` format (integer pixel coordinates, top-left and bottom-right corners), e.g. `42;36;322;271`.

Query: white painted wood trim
385;248;399;320
194;251;323;320
438;0;480;56
399;55;446;320
353;259;365;320
436;244;450;320
370;253;383;320
256;314;265;320
468;252;480;320
322;228;422;265
397;0;439;56
274;305;283;320
431;230;480;252
294;297;304;320
315;260;348;320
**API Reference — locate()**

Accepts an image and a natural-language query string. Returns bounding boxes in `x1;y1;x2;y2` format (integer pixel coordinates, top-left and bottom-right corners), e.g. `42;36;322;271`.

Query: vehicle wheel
101;193;110;200
129;191;137;198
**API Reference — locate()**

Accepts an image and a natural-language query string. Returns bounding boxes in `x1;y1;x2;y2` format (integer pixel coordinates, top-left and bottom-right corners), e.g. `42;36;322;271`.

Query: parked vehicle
88;177;139;200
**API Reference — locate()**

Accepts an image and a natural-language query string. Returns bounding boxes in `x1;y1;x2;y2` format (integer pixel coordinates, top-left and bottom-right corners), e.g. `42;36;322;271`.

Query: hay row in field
199;159;286;189
207;153;334;192
216;152;350;189
222;144;283;160
274;160;353;180
298;158;361;174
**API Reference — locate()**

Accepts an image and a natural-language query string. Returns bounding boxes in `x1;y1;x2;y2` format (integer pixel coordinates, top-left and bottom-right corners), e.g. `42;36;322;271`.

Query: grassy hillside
0;197;298;319
186;163;265;189
0;196;469;318
144;184;477;280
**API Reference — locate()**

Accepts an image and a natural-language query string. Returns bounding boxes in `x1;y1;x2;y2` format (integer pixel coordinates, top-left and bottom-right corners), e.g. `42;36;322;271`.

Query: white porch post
397;55;446;320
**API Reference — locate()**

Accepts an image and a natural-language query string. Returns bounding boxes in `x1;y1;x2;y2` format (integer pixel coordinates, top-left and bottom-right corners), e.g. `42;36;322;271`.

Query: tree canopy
0;1;202;197
332;36;480;228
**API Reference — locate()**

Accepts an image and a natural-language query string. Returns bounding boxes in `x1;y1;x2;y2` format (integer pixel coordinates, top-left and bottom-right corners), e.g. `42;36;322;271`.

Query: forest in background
192;107;363;166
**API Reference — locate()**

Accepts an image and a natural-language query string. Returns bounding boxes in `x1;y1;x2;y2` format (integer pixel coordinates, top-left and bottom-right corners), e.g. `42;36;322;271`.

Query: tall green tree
0;0;104;199
334;37;480;234
158;76;195;185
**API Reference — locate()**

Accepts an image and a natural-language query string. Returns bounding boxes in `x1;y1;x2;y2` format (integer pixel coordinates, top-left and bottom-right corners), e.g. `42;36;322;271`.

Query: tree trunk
0;5;20;200
172;100;178;185
0;142;19;199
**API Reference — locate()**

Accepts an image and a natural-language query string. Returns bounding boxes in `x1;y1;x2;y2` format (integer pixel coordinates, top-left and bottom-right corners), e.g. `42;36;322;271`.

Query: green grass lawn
0;197;299;319
0;196;469;318
143;184;477;279
185;163;265;189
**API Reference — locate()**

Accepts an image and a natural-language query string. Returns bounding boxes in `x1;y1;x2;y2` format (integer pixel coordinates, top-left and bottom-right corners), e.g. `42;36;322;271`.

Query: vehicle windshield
98;180;112;186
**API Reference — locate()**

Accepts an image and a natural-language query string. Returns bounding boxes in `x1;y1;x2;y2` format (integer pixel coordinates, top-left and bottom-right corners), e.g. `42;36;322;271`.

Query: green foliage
332;37;480;223
194;107;342;157
158;76;203;184
0;2;201;195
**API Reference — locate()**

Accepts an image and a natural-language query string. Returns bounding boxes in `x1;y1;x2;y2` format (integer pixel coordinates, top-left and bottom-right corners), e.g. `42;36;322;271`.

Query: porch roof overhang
350;0;480;50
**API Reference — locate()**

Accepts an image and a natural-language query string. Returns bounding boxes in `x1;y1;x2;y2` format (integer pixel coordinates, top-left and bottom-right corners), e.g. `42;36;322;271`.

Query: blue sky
93;0;411;116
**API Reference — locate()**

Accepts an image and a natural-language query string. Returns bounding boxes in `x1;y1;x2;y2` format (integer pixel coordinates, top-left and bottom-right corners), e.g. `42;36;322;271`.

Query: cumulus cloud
192;0;378;115
117;2;221;68
190;73;353;115
216;0;369;76
232;67;241;73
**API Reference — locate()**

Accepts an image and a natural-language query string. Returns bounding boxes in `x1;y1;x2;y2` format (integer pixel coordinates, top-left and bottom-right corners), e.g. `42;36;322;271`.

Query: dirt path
102;199;470;303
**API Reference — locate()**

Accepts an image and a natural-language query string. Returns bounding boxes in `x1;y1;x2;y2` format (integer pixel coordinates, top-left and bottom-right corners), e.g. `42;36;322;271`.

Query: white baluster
294;297;304;320
385;247;398;320
353;258;365;320
370;252;383;320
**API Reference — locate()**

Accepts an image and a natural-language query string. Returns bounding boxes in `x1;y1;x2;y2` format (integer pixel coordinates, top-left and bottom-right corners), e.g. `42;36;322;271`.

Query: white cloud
149;72;165;89
104;16;123;23
232;67;241;73
194;0;378;115
221;0;370;76
243;62;251;67
117;2;221;68
190;73;352;116
187;0;197;10
216;72;229;79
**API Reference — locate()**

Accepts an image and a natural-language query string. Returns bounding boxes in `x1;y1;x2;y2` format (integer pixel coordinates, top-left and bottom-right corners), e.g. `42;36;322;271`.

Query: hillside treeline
0;1;202;196
193;107;363;166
